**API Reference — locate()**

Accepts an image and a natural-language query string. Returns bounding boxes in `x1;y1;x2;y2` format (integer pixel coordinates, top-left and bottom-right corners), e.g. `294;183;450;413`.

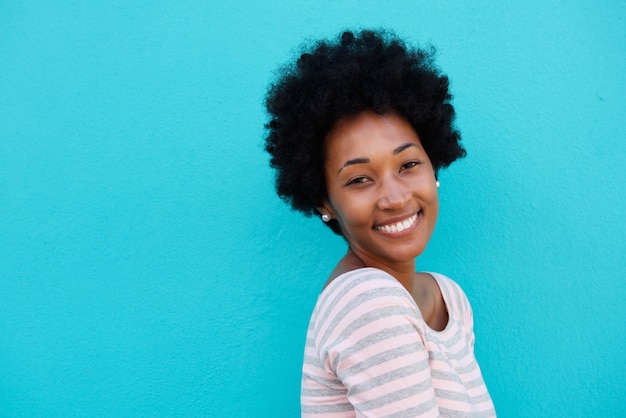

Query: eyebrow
337;143;417;175
337;157;369;175
393;143;416;155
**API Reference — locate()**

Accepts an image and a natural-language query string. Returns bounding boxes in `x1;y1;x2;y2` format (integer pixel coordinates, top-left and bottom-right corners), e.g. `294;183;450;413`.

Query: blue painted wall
1;1;624;416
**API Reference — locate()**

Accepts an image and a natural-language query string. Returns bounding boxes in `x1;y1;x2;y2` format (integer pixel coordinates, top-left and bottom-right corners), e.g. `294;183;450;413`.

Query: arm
315;271;440;417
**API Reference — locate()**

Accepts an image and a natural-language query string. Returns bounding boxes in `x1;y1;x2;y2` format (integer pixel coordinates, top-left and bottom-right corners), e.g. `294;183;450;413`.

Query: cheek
413;176;438;202
328;193;372;229
336;201;369;226
429;186;439;208
429;191;440;222
432;186;439;203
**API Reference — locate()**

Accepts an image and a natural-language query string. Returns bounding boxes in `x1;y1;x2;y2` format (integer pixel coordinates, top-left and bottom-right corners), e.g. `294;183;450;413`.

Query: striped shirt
301;268;496;417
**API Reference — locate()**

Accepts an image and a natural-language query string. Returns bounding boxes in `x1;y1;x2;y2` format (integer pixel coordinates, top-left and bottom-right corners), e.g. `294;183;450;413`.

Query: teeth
376;213;418;233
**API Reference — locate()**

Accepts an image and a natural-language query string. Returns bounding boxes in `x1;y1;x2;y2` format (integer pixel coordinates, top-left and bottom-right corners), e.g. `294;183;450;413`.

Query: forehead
324;111;423;162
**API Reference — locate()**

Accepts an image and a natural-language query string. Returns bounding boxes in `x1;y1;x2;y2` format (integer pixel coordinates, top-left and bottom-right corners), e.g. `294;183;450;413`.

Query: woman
265;30;496;417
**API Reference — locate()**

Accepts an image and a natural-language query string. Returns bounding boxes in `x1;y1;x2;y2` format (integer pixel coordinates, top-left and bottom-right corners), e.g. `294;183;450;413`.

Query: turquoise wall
1;1;624;416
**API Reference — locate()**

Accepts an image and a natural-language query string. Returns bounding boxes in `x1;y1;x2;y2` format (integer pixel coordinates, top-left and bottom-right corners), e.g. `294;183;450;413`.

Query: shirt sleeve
437;274;475;351
313;270;440;417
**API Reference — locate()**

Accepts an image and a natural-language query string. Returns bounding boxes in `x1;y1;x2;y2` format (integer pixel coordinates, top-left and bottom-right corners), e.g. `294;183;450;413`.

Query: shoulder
310;267;421;347
317;267;413;316
428;272;465;297
427;272;474;328
325;267;402;291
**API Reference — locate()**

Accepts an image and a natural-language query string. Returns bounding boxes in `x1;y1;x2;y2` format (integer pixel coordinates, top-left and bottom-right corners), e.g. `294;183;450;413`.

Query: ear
316;201;335;219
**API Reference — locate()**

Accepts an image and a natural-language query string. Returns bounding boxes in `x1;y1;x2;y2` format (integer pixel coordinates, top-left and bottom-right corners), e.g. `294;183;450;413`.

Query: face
319;111;439;268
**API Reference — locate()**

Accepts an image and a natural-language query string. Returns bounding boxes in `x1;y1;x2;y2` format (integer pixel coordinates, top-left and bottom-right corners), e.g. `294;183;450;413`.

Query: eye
346;176;371;186
400;160;421;171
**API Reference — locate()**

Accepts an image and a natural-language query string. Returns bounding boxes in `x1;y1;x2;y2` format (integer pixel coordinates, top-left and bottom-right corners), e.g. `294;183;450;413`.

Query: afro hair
264;29;465;235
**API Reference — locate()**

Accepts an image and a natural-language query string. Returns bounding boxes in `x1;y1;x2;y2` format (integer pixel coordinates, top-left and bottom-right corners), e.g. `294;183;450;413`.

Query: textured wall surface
1;1;624;416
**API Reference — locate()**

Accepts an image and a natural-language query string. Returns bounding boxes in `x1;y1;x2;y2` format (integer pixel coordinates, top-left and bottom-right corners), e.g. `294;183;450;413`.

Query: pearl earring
321;214;331;222
436;181;440;188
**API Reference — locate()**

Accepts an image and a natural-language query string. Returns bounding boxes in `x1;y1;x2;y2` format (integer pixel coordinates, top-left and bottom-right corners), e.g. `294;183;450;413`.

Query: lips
374;213;419;233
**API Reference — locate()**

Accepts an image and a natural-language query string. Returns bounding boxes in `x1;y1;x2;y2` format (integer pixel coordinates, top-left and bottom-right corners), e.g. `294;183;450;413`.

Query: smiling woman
264;30;496;417
320;112;439;290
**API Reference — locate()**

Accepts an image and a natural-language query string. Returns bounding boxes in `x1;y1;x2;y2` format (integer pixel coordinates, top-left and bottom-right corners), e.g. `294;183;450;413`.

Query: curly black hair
264;29;465;236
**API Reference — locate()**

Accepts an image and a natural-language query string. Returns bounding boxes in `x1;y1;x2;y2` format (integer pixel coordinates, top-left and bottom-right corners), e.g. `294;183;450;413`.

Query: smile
374;213;419;233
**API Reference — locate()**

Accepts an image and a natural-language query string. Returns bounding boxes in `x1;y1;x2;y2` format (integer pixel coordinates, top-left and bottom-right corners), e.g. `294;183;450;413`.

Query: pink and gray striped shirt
301;268;495;417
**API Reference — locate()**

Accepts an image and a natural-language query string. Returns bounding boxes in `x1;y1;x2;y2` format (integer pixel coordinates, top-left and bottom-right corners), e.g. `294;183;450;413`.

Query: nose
377;176;411;210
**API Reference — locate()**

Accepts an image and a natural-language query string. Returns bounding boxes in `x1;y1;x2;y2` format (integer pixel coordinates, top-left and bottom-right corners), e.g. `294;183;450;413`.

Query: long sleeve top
301;267;496;417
